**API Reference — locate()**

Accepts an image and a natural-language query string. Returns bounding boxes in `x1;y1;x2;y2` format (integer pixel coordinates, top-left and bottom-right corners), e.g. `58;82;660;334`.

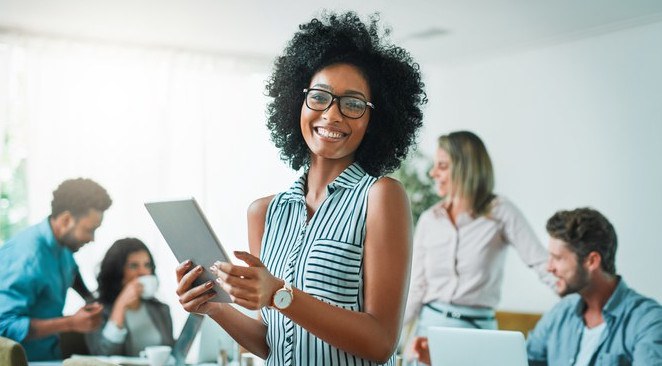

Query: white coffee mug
138;274;159;299
143;345;171;366
240;353;264;366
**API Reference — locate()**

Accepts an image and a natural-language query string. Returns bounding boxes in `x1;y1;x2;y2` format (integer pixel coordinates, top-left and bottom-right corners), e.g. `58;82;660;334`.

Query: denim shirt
0;219;78;361
527;278;662;366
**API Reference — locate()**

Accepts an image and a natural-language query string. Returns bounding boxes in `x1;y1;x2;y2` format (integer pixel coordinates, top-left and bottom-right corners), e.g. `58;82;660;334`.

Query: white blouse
404;196;555;324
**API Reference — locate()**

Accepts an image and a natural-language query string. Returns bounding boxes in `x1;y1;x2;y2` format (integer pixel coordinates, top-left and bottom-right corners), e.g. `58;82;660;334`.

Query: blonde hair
438;131;495;216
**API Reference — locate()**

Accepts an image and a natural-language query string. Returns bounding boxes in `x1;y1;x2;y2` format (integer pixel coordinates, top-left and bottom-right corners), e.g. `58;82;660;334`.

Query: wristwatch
272;280;294;310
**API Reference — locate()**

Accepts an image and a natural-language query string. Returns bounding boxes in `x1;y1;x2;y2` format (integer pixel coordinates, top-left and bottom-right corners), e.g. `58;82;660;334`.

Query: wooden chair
496;310;542;338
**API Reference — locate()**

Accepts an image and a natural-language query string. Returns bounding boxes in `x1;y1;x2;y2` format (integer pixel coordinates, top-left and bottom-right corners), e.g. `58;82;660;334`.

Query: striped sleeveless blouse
259;163;396;365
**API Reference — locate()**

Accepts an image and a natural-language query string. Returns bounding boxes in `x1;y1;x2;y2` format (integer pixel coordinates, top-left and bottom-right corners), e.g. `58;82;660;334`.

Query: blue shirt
527;278;662;366
260;163;396;365
0;218;78;361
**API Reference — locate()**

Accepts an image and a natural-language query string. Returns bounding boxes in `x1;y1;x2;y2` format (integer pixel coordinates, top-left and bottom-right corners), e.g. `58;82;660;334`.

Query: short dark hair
546;207;617;275
51;178;112;218
96;237;155;304
265;11;427;176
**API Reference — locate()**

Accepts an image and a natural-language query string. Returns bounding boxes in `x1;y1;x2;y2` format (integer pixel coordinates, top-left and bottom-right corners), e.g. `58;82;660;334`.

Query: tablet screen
145;198;232;303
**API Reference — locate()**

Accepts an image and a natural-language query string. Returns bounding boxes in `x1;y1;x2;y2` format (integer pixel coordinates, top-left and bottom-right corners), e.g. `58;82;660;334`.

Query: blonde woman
405;131;554;362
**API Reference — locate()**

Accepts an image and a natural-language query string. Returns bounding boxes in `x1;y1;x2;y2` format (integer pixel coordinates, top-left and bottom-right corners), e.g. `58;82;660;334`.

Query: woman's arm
216;178;412;363
404;211;431;325
84;307;125;356
108;279;143;329
175;196;273;358
498;198;556;289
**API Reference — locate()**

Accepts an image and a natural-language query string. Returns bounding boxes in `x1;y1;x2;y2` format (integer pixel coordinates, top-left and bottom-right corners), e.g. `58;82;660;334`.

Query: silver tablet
145;198;232;303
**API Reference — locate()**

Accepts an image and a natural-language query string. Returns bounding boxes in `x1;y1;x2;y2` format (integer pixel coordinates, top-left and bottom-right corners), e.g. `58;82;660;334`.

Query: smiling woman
174;11;426;366
2;3;662;362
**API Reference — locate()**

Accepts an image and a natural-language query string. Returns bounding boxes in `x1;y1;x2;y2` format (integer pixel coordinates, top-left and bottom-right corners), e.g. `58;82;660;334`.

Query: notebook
144;198;232;302
428;327;528;366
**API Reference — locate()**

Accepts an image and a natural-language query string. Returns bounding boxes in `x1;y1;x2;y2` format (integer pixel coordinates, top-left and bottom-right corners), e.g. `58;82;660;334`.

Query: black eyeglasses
303;88;375;119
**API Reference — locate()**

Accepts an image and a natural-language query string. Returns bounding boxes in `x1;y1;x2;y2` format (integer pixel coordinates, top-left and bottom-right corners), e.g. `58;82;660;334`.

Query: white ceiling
1;0;662;65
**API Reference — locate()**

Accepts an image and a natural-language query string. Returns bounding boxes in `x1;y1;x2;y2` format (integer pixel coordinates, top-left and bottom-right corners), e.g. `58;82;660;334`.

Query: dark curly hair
546;208;617;275
96;238;155;305
51;178;112;218
265;11;427;176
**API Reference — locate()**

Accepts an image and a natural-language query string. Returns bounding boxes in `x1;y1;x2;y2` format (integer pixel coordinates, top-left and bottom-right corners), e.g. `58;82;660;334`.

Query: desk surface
29;359;219;366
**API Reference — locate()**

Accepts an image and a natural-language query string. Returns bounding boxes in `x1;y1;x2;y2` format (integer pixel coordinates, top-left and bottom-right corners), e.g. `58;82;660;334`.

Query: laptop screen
428;327;528;366
171;313;204;365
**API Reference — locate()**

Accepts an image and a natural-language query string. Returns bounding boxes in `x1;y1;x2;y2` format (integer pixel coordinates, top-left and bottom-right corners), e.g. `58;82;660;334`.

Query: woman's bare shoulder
247;195;276;218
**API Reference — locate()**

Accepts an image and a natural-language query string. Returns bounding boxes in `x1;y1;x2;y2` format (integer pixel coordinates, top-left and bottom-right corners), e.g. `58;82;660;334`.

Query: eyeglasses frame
302;88;375;119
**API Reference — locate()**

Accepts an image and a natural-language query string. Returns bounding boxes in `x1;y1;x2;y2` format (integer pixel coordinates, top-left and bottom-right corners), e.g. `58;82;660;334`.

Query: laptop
195;305;257;363
195;315;237;363
428;327;528;366
172;313;205;365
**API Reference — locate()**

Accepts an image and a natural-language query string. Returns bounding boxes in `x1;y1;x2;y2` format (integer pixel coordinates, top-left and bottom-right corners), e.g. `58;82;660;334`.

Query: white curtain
0;31;298;332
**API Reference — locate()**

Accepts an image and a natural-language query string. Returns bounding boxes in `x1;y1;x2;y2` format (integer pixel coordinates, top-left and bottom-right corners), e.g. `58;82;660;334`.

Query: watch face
274;289;293;309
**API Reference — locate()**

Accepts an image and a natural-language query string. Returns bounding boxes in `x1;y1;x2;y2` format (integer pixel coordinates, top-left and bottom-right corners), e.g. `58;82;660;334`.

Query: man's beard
558;264;590;297
60;231;84;252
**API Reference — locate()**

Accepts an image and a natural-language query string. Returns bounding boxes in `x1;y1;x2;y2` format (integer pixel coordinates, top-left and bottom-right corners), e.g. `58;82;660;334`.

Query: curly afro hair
265;11;427;177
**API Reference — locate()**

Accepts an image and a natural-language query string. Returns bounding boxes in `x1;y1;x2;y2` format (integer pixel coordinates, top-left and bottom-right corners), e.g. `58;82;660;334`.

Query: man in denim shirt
527;207;662;365
0;178;112;361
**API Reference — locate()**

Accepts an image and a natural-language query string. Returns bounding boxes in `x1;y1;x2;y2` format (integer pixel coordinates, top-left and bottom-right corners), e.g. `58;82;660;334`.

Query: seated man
411;207;662;365
0;178;113;361
527;207;662;365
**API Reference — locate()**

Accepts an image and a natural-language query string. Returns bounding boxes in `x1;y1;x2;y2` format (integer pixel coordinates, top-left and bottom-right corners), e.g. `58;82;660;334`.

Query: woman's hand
109;280;142;328
211;251;282;310
175;260;217;315
115;278;143;311
412;336;432;365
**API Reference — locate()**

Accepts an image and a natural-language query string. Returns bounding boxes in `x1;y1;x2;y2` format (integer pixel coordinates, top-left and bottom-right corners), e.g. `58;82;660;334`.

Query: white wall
419;21;662;312
3;18;660;333
0;35;297;333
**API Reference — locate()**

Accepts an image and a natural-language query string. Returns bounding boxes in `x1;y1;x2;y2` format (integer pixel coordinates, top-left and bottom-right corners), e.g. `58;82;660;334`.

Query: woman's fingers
179;280;215;304
176;264;203;296
217;278;258;301
175;260;193;282
210;254;279;309
175;260;220;314
217;275;274;308
215;261;255;279
234;251;265;267
231;296;261;311
181;290;216;314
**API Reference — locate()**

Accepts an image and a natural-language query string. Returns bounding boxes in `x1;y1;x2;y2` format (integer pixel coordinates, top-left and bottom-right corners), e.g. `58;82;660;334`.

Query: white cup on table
143;345;171;366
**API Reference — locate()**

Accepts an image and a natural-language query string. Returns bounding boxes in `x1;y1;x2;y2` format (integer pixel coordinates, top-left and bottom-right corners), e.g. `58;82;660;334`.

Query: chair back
495;310;542;338
0;336;28;366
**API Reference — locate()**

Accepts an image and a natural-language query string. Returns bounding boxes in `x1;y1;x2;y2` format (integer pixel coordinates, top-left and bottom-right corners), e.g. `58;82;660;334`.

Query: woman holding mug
85;238;173;356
